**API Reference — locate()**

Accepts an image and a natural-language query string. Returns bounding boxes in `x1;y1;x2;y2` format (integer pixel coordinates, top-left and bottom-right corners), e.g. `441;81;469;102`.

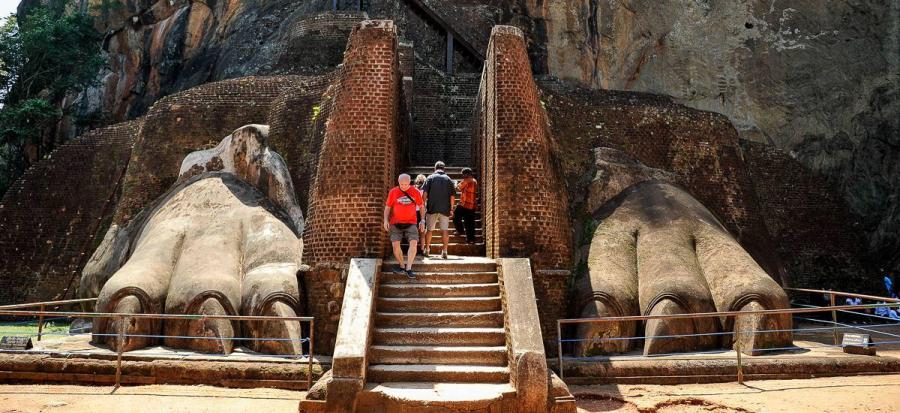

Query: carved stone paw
574;148;792;356
83;125;306;355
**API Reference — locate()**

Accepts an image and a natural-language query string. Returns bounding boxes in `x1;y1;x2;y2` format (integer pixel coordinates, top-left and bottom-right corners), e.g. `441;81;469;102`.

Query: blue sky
0;0;17;21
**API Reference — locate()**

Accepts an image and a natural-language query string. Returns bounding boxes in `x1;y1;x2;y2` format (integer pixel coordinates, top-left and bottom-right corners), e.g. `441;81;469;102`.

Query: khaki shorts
426;213;450;231
390;224;419;242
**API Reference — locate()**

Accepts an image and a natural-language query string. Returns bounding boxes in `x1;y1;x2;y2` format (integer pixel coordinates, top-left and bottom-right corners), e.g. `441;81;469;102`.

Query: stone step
375;311;503;328
373;327;505;346
377;296;501;313
380;271;497;284
421;243;485;256
358;382;516;413
367;364;510;383
379;283;500;297
401;232;484;243
369;345;508;366
382;257;496;272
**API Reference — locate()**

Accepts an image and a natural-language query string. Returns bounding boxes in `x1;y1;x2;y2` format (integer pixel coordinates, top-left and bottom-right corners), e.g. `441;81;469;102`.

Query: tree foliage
0;7;103;195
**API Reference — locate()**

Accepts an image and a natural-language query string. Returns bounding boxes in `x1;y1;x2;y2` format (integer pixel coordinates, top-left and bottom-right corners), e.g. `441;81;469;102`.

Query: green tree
0;7;103;195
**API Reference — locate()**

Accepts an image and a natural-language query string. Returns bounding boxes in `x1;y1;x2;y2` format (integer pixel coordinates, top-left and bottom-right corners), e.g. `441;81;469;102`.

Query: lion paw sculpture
80;125;305;355
573;148;792;356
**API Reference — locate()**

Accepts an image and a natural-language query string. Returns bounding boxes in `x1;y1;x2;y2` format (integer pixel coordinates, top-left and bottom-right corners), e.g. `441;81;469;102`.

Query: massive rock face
522;0;900;268
23;0;362;139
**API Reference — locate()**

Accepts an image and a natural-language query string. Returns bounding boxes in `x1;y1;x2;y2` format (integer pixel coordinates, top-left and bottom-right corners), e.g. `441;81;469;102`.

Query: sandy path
572;374;900;412
0;384;303;413
0;374;898;412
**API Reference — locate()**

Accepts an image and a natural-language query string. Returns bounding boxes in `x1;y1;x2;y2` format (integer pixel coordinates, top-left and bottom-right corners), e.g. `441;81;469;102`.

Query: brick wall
112;76;310;226
741;140;870;291
301;20;401;352
0;121;140;305
266;74;339;211
268;11;368;76
538;81;786;284
475;26;573;351
411;62;480;165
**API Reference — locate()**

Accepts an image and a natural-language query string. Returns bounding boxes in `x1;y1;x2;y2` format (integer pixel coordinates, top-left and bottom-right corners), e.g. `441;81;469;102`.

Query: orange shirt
457;178;477;210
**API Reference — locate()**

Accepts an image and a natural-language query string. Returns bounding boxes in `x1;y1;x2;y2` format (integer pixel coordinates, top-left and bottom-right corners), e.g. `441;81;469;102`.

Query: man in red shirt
383;173;425;277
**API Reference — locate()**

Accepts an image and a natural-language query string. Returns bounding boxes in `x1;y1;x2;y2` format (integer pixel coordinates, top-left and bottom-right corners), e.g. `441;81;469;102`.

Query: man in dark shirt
422;161;455;259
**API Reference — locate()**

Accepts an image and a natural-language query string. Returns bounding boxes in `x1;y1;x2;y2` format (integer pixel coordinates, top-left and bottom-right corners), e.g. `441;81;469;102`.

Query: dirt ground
0;374;897;412
572;374;900;412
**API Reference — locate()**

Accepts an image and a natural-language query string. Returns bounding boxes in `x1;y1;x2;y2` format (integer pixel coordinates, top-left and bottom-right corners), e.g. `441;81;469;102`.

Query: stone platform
556;339;900;385
0;334;329;390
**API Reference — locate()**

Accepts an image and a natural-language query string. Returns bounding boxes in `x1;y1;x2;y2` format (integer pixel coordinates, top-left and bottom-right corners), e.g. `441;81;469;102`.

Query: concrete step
382;256;496;272
380;271;497;284
370;345;508;366
375;311;503;328
377;296;501;313
358;382;516;413
367;364;510;383
380;283;500;298
373;327;505;346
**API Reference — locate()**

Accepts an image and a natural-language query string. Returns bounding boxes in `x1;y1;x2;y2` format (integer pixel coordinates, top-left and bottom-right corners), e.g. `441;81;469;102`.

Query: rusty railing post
307;319;314;391
36;304;45;341
557;320;564;380
830;292;839;345
115;315;127;388
735;340;744;384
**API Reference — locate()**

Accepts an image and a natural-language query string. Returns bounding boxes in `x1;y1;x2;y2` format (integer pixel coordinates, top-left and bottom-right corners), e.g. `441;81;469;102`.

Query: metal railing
0;305;315;389
0;297;97;341
556;300;900;383
786;287;900;345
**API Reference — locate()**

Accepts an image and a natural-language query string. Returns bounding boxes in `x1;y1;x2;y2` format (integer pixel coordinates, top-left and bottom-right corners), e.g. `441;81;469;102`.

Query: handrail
0;309;313;321
0;298;98;310
557;302;898;324
785;287;900;304
556;302;900;382
0;307;315;389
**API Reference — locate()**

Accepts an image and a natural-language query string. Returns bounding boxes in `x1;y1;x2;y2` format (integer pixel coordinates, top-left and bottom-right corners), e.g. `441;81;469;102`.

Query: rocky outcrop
522;0;900;268
17;0;363;140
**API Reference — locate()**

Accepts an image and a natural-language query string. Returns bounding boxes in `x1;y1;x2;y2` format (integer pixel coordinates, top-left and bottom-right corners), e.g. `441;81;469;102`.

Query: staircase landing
358;382;516;412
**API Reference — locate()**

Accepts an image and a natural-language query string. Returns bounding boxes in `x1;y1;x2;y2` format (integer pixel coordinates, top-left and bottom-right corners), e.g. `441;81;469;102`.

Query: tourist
453;167;478;244
383;173;425;278
422;161;455;259
415;174;427;252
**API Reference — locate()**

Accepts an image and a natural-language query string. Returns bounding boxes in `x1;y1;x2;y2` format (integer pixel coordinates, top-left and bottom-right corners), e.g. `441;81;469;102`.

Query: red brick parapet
476;26;574;352
302;20;401;352
476;25;573;271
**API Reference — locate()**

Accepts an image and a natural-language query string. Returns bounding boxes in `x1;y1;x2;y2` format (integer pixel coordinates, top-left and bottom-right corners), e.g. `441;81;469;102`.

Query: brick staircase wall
302;20;402;353
0;121;141;305
411;63;480;165
475;26;574;352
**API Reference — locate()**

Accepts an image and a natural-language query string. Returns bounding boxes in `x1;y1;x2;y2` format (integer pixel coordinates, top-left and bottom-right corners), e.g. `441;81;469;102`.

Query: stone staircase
358;256;517;411
404;166;485;257
299;256;576;412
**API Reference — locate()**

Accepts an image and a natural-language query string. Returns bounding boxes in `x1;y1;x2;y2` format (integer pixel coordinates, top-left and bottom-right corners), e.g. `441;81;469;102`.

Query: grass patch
0;319;72;338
